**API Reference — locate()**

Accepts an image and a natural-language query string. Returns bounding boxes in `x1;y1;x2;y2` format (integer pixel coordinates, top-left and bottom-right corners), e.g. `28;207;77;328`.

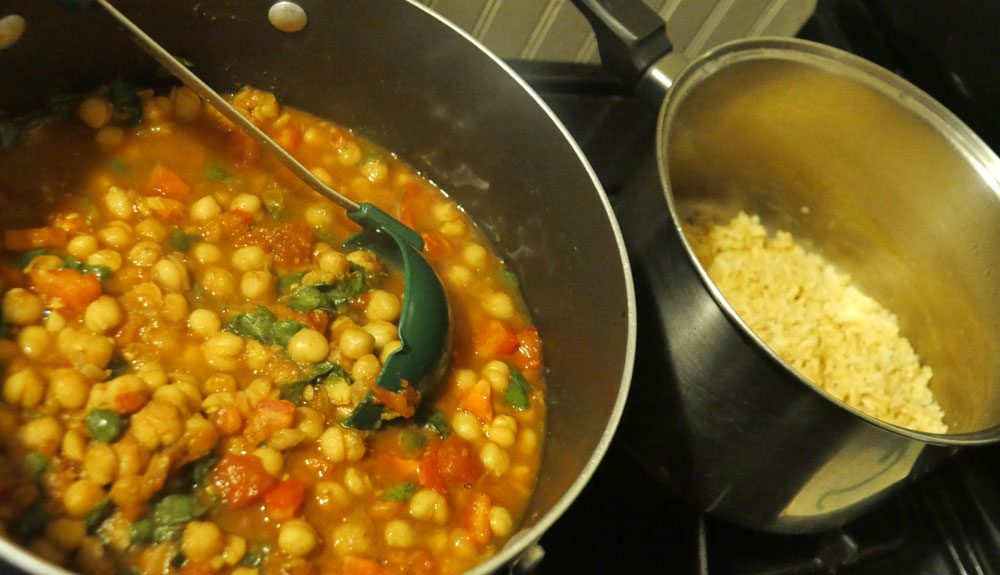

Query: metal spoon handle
93;0;361;213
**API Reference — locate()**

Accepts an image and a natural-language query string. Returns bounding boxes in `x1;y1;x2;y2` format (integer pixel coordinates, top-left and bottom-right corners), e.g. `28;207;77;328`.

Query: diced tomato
244;398;296;445
472;319;519;358
269;222;313;268
385;548;437;575
420;230;452;259
230;129;260;166
511;326;543;371
147;163;192;199
264;478;307;521
306;308;329;335
112;391;148;414
437;435;482;486
29;268;102;312
458;378;493;424
371;383;419;419
417;439;446;494
212;452;276;510
465;492;493;545
343;556;384;575
4;226;68;251
275;125;303;153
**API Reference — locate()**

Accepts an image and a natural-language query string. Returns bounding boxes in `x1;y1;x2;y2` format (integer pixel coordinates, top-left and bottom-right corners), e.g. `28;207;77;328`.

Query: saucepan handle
570;0;687;105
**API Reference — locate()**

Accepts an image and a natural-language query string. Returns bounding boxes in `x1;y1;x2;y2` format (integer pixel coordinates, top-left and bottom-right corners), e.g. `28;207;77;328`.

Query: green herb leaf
105;356;129;381
341;393;384;430
277;270;307;295
128;518;155;545
63;256;113;284
109;156;130;175
203;163;230;182
270;320;306;347
287;285;330;313
503;364;533;411
44;91;86;115
152;524;183;543
287;271;369;313
422;410;451;437
224;305;277;343
241;544;270;568
86;408;127;443
168;227;201;253
108;79;143;126
85;497;115;532
188;453;220;487
14;503;47;539
399;430;427;453
15;248;51;269
380;482;417;502
154;494;205;526
24;451;49;481
279;379;311;406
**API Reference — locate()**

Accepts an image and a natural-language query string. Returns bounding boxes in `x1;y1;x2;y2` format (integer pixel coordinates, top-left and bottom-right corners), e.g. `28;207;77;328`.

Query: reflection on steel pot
0;1;635;574
575;0;1000;532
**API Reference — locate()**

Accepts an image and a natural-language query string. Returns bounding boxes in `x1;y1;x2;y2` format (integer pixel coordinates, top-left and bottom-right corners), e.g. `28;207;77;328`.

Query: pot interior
662;39;1000;437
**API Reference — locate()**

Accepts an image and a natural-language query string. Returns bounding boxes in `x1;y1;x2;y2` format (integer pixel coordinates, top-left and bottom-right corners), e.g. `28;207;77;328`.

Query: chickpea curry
0;84;545;575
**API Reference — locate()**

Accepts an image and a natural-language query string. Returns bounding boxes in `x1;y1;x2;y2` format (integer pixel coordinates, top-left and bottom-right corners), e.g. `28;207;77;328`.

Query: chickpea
311;167;334;186
98;221;133;249
67;234;99;260
83;442;118;485
4;367;45;408
130;399;184;450
482;360;510;392
232;246;269;272
49;367;90;410
351;354;381;384
153;257;190;292
252;447;284;477
163;293;189;324
338;141;362;165
287;328;329;364
87;249;123;271
134;218;167;242
362;320;398;350
171;86;202;122
203;332;244;371
240;270;274;300
17;325;52;360
484;291;515;320
127;240;163;267
62;430;87;461
3;288;43;325
191;242;223;265
305;203;335;227
190;195;222;222
480;442;510;476
19;416;62;455
229;193;262;214
24;254;63;273
46;518;87;550
84;296;124;334
200;266;236;299
63;479;106;518
451;411;482;442
103;187;134;220
182;521;225;563
78;97;113;129
188;308;221;337
384;519;416;548
331;517;375;556
440;218;467;238
278;519;318;557
379;340;402;364
346;250;379;275
409;489;449;524
318;250;350;278
463;243;489;268
366;290;402;322
486;415;518;448
95;126;124;151
338;328;375;360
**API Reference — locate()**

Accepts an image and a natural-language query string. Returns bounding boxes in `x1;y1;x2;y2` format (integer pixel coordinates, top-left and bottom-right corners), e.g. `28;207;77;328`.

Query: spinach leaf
422;410;451;437
203;163;230;182
154;494;205;526
287;284;330;313
223;305;305;347
280;361;347;406
63;256;113;284
503;364;533;411
270;319;305;347
128;518;155;545
168;227;201;253
277;270;307;295
287;270;369;313
108;79;143;125
380;482;417;502
85;497;115;532
14;503;47;539
109;156;130;175
24;451;49;482
44;91;86;115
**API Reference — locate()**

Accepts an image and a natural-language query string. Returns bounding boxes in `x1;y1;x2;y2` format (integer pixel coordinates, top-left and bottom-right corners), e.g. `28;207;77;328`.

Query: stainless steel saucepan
573;0;1000;533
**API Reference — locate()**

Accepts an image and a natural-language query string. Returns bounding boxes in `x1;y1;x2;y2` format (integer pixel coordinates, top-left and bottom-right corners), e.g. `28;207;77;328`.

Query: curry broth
0;86;545;575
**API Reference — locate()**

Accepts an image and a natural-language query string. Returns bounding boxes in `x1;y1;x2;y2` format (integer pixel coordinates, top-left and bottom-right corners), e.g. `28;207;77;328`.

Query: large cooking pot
573;0;1000;533
0;1;635;574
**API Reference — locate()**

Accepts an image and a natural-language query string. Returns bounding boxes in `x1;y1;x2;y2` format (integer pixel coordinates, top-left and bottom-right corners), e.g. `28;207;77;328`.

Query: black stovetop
526;1;1000;573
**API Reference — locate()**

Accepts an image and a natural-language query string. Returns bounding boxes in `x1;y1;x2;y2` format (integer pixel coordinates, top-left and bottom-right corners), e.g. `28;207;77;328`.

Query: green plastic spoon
79;0;450;428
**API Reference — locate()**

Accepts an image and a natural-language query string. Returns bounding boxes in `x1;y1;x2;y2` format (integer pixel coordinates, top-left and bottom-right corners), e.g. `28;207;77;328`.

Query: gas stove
520;1;1000;573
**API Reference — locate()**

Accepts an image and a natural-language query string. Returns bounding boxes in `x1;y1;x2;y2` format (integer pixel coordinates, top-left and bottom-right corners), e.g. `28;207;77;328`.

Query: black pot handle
570;0;673;88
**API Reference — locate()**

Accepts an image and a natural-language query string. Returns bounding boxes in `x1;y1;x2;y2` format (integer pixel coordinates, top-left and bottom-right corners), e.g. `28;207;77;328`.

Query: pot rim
655;36;1000;447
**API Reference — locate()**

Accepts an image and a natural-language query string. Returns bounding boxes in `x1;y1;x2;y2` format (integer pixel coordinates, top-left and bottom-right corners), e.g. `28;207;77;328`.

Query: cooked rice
685;212;947;433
